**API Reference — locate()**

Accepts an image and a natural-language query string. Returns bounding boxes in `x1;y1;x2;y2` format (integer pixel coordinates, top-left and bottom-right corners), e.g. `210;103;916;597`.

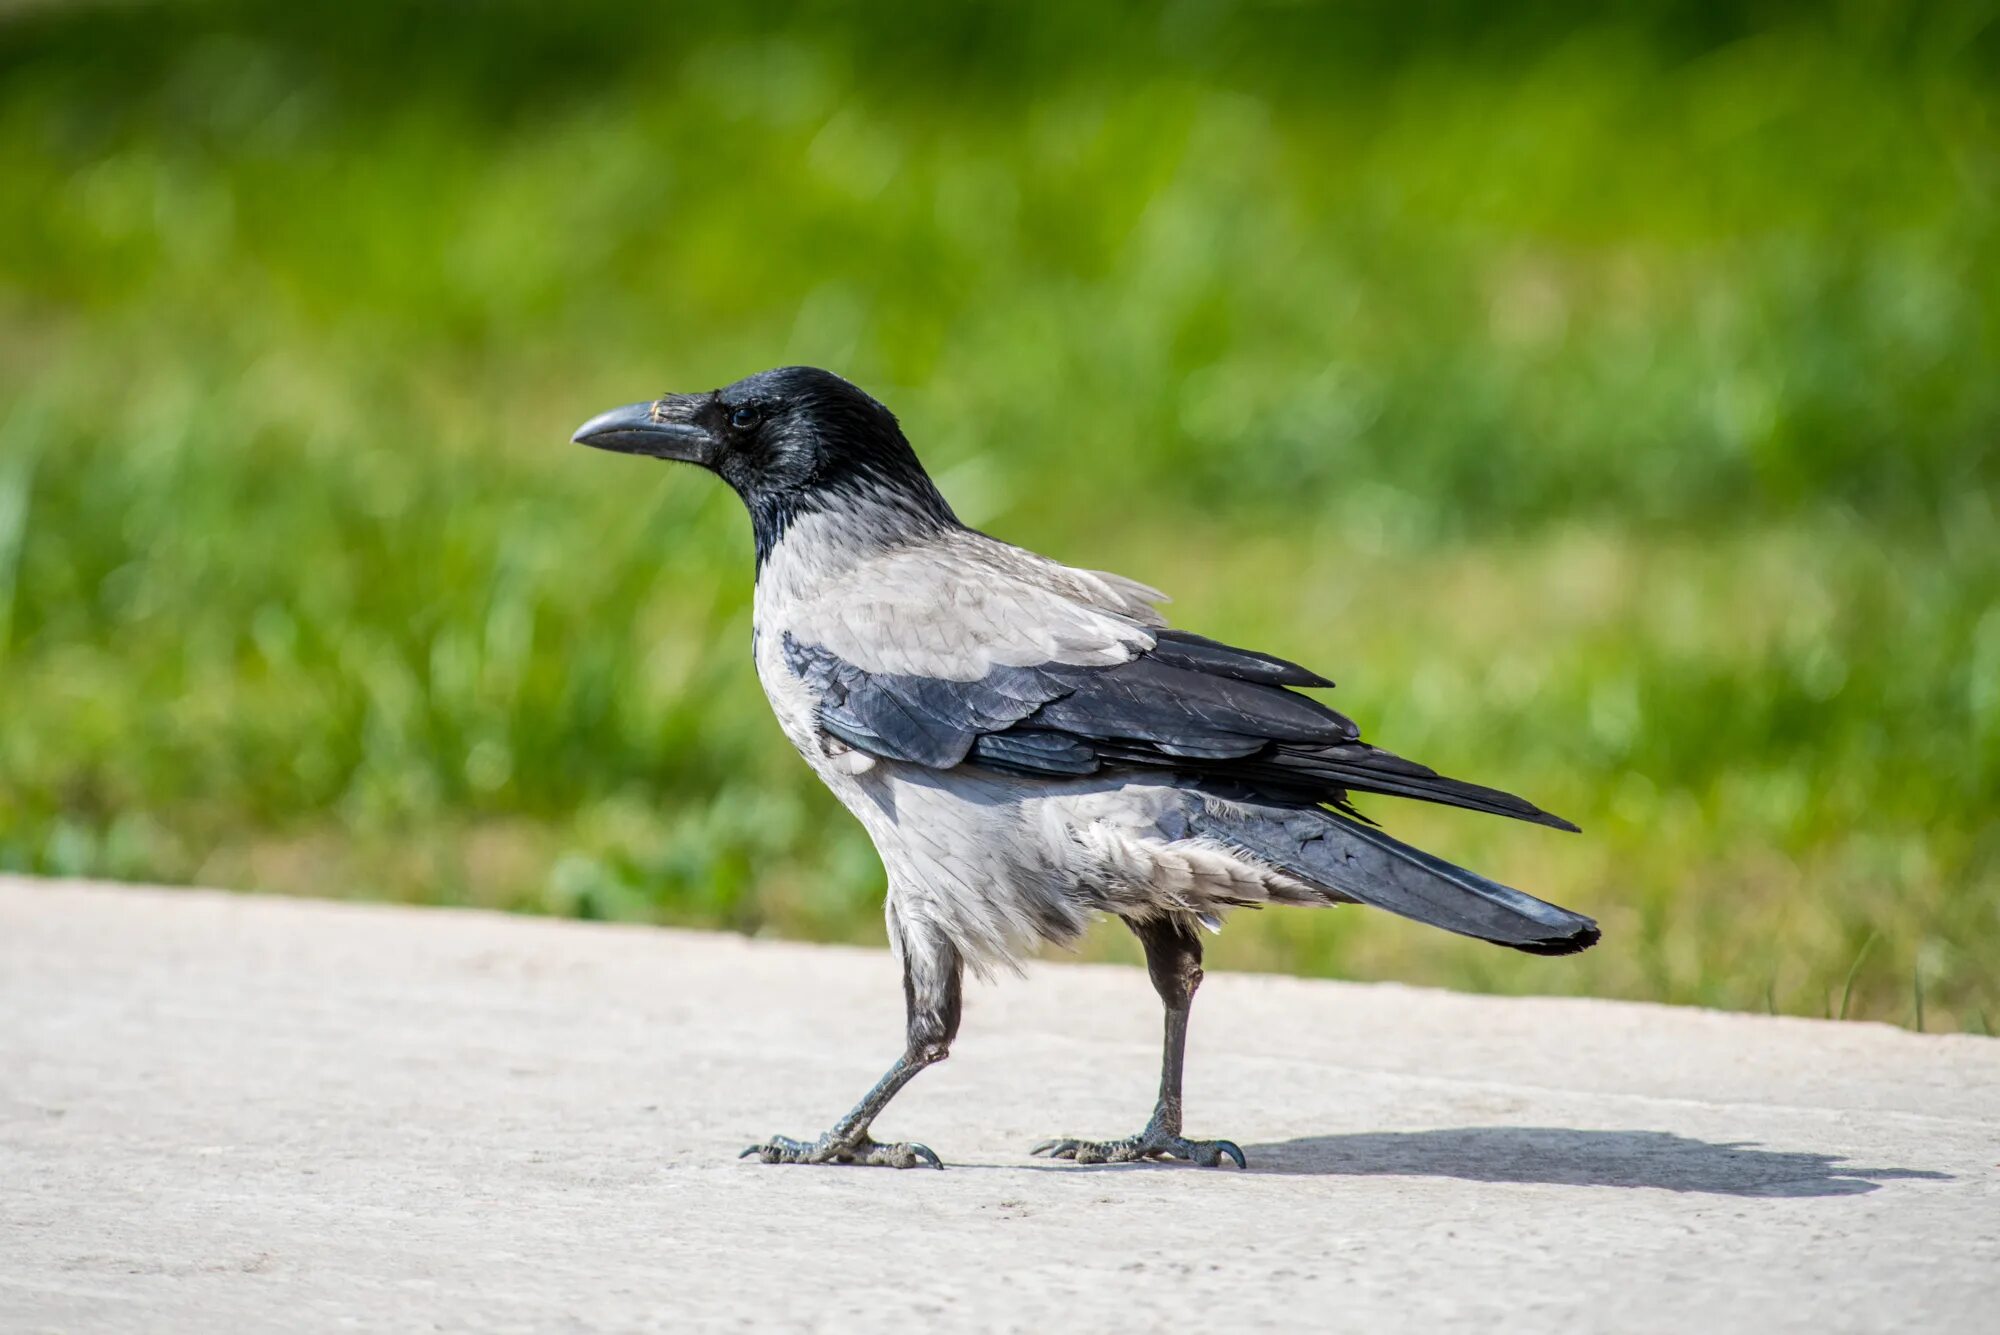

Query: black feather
969;729;1100;776
1266;744;1581;832
1033;656;1355;747
784;628;1577;833
1147;629;1333;688
786;634;1075;768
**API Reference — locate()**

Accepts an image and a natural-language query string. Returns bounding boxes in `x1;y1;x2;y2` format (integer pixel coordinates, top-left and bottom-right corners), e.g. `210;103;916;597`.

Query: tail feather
1208;803;1600;955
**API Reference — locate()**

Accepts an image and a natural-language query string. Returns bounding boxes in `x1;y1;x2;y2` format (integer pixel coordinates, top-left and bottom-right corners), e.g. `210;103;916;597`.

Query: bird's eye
729;404;761;430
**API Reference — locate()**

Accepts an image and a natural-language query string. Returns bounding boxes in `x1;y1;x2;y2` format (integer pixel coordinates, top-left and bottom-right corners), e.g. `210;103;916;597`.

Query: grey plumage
575;366;1598;1169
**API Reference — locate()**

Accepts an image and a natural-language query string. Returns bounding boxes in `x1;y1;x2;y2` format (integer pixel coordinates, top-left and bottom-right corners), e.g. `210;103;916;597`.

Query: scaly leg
742;920;961;1169
1033;914;1245;1168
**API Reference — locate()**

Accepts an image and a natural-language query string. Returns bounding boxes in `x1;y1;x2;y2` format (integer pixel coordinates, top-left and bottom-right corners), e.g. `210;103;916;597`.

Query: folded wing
783;618;1578;832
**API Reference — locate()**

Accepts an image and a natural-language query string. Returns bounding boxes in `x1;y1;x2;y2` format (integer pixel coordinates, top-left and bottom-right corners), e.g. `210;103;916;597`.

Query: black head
572;367;955;560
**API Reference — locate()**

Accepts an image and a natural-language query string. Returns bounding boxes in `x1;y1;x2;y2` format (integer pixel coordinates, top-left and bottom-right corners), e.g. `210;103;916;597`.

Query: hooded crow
575;366;1597;1169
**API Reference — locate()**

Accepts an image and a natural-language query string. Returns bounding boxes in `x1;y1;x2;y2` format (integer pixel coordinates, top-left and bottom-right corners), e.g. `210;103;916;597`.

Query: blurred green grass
1;1;1994;1029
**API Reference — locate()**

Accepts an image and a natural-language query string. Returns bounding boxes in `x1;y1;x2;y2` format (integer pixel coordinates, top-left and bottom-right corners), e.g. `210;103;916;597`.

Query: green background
2;1;1995;1029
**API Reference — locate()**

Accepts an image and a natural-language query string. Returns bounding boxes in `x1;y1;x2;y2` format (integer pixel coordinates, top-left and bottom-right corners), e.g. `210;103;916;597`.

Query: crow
574;366;1596;1170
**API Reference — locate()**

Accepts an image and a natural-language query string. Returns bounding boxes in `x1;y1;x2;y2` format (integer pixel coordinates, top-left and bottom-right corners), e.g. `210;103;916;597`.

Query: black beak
571;397;718;465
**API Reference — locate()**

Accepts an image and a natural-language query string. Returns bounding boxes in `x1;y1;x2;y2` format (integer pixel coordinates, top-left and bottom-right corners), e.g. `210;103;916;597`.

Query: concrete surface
2;877;1996;1333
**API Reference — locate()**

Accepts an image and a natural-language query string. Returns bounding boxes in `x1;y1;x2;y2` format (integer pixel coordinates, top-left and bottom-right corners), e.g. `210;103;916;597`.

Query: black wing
783;628;1577;831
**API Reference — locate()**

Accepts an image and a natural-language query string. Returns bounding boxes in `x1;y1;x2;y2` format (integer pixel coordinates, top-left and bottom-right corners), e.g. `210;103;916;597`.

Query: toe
866;1140;944;1170
738;1135;822;1165
1172;1138;1247;1168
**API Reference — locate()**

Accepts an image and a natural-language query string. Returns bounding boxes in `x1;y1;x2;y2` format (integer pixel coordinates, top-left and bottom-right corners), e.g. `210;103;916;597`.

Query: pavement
2;876;1996;1332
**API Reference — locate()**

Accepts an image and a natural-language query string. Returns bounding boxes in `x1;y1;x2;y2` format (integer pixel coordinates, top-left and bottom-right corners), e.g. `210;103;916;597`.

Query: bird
573;366;1597;1170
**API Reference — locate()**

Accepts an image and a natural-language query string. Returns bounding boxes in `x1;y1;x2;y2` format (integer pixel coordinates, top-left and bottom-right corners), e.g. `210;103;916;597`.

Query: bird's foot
740;1130;942;1169
1031;1128;1246;1168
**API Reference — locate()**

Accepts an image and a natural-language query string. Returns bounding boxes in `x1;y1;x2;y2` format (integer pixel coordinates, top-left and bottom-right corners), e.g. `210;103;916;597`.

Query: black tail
1209;803;1600;955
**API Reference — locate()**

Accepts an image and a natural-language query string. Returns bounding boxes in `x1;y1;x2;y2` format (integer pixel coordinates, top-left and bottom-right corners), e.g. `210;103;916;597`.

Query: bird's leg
741;926;961;1169
1033;915;1245;1168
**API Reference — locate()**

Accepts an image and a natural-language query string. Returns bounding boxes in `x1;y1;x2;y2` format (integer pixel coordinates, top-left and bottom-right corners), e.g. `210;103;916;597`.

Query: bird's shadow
1242;1127;1951;1198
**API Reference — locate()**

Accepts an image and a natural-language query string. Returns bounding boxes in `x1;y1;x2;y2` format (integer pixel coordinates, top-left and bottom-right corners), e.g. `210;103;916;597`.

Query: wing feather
775;533;1574;831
